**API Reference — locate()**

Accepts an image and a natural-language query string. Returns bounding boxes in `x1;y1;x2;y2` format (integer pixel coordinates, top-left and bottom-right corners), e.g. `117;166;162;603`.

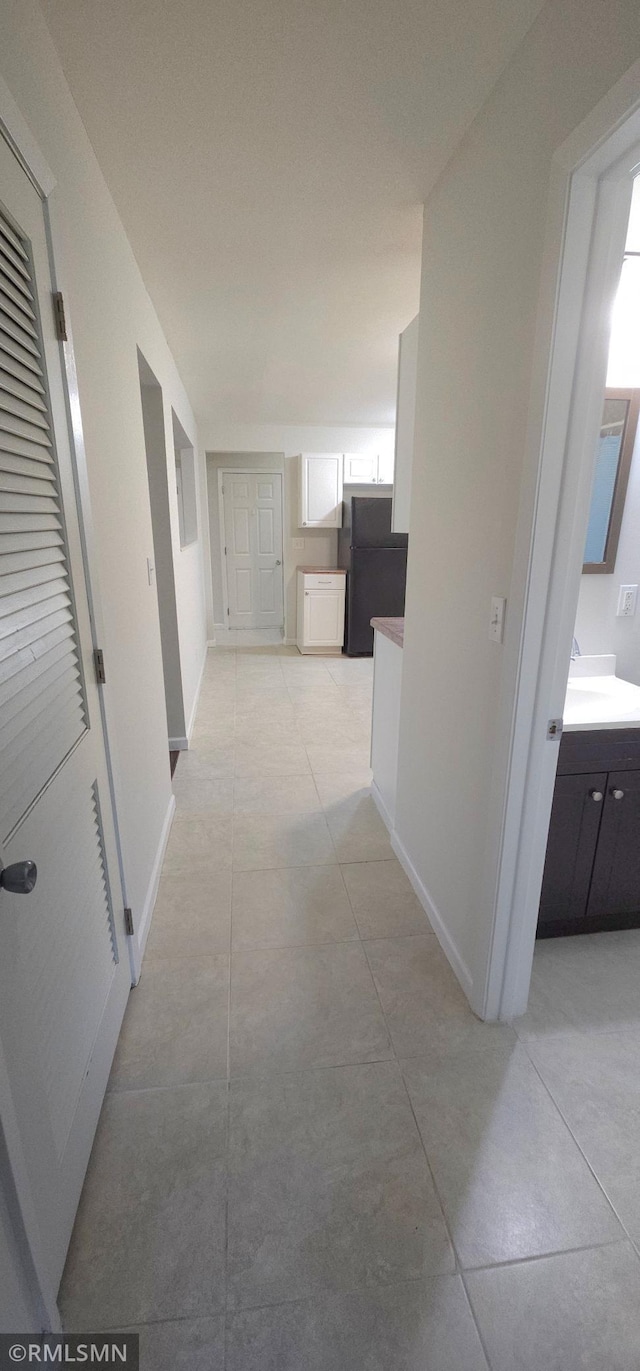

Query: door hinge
123;907;134;936
547;717;563;740
94;647;106;684
53;291;67;342
227;607;230;616
224;546;227;555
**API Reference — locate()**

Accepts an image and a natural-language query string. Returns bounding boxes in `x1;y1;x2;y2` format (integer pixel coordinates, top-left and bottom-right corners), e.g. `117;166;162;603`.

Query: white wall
392;315;420;534
202;425;394;640
394;0;640;1005
575;424;640;684
0;1;208;938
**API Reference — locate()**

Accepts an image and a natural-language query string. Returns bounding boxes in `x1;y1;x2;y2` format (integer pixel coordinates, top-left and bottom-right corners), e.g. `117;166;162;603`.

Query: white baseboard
185;643;208;742
206;638;217;647
371;782;474;1001
168;735;188;751
131;793;176;981
370;779;395;834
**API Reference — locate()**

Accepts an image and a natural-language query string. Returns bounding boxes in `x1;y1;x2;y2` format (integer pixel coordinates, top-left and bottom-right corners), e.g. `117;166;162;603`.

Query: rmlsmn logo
0;1337;139;1368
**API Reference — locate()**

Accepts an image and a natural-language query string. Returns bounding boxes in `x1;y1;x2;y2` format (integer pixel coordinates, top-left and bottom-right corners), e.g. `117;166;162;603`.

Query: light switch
617;584;637;617
489;596;506;643
292;538;305;551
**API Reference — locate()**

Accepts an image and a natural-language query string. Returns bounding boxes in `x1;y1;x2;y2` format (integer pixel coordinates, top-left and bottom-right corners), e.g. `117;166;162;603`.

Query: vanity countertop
564;655;640;731
371;617;404;648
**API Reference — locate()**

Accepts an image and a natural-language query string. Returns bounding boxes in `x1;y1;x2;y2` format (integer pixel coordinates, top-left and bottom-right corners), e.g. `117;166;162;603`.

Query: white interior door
223;471;284;629
0;136;130;1305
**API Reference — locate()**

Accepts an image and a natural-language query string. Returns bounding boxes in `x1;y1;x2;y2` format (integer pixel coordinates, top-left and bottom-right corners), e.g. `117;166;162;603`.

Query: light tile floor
60;647;640;1369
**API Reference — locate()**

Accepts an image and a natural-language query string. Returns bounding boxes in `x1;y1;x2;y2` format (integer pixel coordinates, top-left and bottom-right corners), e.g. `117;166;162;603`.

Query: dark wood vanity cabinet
537;730;640;937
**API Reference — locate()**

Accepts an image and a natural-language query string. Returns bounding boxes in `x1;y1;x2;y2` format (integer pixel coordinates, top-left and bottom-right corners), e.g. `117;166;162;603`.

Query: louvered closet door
0;136;130;1304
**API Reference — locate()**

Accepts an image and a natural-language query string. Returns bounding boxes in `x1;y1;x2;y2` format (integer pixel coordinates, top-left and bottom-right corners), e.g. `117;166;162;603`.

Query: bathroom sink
564;667;640;730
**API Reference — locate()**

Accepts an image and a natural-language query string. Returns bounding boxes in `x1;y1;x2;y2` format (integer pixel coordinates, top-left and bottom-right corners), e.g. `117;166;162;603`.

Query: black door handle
0;861;37;894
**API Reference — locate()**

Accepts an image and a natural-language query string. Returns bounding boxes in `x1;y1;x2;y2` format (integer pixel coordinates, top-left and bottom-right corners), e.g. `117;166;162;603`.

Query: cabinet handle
611;788;625;800
589;790;603;802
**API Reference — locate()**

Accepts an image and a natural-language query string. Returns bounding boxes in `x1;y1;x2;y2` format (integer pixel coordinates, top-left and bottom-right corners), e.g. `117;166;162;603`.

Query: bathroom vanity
538;656;640;937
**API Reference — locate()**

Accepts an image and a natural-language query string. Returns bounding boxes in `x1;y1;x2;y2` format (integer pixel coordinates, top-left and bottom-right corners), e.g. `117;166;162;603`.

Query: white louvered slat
0;470;57;499
0;242;31;291
0;212;28;262
0;544;64;576
0;630;74;706
0;599;72;655
0;562;66;598
2;657;79;729
0;367;47;410
0;343;44;389
0;387;49;429
0;267;36;321
0;202;86;839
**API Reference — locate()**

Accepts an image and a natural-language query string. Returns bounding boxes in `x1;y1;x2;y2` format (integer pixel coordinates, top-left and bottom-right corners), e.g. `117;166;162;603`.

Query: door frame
218;467;285;631
482;64;640;1022
0;78;130;1329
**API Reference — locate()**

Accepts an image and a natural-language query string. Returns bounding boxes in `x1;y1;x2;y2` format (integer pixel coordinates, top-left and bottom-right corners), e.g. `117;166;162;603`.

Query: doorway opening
137;351;186;750
487;100;640;1025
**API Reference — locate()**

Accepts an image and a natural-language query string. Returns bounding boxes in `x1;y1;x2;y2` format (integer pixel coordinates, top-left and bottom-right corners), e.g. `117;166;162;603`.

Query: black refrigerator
337;497;408;656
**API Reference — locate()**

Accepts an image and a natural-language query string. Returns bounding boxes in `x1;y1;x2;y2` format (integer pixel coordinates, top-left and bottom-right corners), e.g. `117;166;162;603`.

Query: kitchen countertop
564;655;640;731
371;616;404;648
297;566;346;574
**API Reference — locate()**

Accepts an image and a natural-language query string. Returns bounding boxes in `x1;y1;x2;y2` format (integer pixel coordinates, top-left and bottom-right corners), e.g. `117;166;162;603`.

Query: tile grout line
357;934;463;1282
520;1037;640;1253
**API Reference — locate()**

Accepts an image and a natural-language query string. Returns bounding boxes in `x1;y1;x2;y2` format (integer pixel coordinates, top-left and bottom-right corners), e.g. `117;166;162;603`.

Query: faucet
571;636;581;660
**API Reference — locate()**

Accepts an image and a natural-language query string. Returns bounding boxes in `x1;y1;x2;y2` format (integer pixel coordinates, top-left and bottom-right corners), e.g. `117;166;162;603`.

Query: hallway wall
395;0;640;1008
0;0;208;938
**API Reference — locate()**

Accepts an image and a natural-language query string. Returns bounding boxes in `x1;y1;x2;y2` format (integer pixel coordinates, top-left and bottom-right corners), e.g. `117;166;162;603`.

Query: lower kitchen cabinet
538;730;640;936
296;571;346;654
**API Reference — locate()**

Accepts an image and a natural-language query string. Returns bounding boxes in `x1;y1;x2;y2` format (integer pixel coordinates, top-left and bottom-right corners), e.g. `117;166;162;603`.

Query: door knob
275;559;281;565
0;860;37;894
589;790;603;802
611;788;625;800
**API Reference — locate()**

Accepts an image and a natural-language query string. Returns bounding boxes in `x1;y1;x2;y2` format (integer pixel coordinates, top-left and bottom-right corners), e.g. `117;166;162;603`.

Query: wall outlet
489;596;507;643
617;584;638;617
292;538;305;551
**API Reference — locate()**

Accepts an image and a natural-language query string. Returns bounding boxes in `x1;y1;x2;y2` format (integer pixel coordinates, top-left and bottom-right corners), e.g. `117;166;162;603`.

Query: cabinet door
586;770;640;922
303;589;345;647
343;453;379;484
300;454;343;527
537;773;606;936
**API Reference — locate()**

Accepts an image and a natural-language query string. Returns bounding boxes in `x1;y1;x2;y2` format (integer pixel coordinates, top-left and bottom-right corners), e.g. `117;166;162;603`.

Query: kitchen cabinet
296;571;346;654
298;454;343;527
537;729;640;936
343;452;393;485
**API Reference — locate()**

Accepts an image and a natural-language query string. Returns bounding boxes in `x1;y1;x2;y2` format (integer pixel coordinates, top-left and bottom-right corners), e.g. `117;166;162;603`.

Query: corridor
59;647;640;1370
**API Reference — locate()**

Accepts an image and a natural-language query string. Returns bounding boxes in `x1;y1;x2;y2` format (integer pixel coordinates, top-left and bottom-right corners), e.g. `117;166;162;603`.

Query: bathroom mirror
583;388;640;573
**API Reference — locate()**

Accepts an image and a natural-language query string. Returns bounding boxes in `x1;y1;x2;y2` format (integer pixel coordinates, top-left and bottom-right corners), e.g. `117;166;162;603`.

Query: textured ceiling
42;0;544;427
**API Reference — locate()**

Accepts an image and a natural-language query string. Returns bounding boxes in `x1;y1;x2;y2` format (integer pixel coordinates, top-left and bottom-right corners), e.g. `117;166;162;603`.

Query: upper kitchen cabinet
392;315;419;533
298;453;343;527
343;452;393;485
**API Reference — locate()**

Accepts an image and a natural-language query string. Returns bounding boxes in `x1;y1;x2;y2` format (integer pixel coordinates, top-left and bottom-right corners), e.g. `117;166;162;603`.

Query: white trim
0;77;56;197
131;793;176;977
218;467;285;631
486;71;640;1021
371;781;474;999
185;644;208;742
